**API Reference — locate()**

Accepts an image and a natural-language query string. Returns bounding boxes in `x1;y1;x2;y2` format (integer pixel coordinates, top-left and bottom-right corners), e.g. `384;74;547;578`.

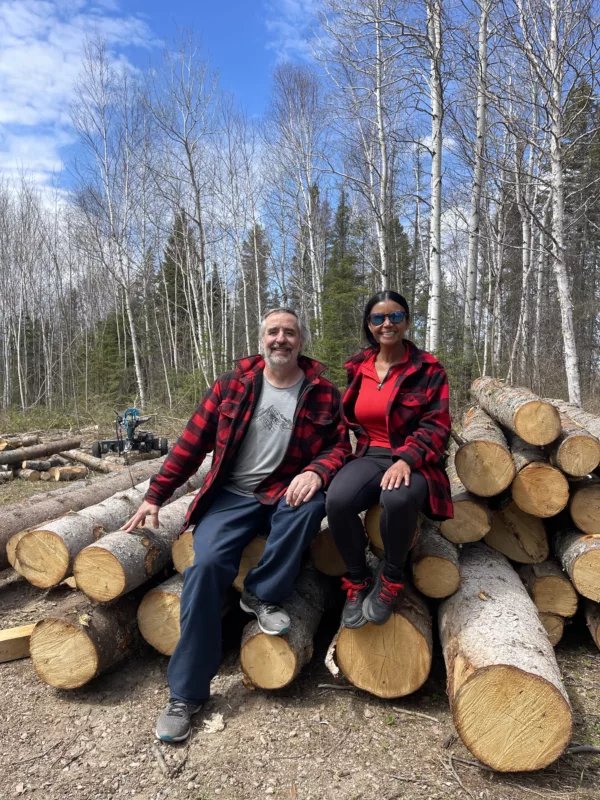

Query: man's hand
122;500;161;532
381;460;411;491
285;471;323;507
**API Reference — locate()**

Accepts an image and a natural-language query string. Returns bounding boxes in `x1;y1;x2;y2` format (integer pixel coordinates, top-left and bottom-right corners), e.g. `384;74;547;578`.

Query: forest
1;0;599;420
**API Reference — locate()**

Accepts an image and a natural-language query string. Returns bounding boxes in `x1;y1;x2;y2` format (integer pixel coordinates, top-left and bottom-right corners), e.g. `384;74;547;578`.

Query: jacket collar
234;353;328;383
345;339;437;377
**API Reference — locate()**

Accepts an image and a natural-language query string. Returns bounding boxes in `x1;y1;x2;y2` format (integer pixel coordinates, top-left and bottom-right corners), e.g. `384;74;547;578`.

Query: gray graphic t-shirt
223;375;304;496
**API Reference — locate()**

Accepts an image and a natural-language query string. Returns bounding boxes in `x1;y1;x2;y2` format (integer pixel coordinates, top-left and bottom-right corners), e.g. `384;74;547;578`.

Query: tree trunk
73;492;199;603
410;520;460;598
508;434;569;517
439;543;572;771
547;412;600;477
569;477;600;535
0;435;40;451
47;466;88;482
547;398;600;446
0;438;82;466
427;0;443;354
0;471;14;483
440;444;491;543
20;460;52;472
455;406;515;496
471;377;560;445
62;450;124;474
326;580;432;699
310;521;347;577
553;523;600;602
16;469;40;482
484;501;549;563
241;568;337;690
518;561;578;617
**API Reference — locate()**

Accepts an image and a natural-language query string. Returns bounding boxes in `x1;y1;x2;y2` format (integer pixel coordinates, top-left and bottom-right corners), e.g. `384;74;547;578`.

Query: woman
326;290;453;627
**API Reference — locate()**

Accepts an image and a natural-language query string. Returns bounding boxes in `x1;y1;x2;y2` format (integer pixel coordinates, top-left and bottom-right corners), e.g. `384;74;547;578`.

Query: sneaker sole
155;728;191;743
362;599;393;626
239;600;290;636
342;614;368;629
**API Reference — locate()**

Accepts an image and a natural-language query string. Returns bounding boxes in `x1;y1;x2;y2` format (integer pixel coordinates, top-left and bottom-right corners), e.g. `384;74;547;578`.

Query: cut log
584;600;600;649
29;597;138;689
553;523;600;602
455;406;515;497
0;623;35;663
40;472;53;482
538;612;564;647
0;471;14;483
16;469;40;482
241;567;338;690
310;520;347;576
20;460;52;472
73;491;199;602
484;502;549;563
440;444;491;543
171;528;266;593
47;466;88;482
471;378;561;446
137;574;230;656
0;455;172;569
569;477;600;535
518;562;578;617
547;411;600;477
62;450;123;474
508;434;569;518
0;435;39;451
546;399;600;442
409;520;460;598
326;580;432;699
439;543;572;771
0;437;81;466
6;529;29;574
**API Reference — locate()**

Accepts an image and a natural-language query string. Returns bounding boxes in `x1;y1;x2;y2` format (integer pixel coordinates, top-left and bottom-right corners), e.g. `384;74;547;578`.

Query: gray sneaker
240;589;291;635
155;699;203;742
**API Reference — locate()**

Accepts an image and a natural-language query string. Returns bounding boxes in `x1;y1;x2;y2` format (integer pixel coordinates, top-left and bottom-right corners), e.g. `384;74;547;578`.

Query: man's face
262;312;302;368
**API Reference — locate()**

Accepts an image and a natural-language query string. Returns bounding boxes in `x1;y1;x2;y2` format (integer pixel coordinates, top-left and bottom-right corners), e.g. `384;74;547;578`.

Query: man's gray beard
264;348;294;369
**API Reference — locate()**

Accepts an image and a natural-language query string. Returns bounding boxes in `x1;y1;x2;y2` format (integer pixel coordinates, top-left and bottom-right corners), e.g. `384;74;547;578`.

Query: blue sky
0;0;317;190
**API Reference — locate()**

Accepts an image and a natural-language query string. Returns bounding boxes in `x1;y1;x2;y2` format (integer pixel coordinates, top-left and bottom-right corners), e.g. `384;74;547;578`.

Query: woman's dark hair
363;290;410;347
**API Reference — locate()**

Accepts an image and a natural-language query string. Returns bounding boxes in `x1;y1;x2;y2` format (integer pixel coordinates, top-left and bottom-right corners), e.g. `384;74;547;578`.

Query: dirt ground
1;567;600;800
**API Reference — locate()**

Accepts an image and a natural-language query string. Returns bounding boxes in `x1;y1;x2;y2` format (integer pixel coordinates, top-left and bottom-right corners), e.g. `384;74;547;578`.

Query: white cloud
0;1;157;188
264;0;317;62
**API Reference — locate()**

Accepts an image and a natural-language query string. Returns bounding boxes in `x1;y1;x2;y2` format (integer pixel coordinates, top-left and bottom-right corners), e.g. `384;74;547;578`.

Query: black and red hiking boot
340;576;373;629
363;571;404;625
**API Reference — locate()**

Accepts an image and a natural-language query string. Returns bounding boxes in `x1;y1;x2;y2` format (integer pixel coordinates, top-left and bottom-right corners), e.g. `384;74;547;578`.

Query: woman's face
367;300;409;347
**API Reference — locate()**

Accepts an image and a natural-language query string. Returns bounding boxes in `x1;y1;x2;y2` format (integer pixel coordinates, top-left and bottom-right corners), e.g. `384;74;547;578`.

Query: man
124;308;349;743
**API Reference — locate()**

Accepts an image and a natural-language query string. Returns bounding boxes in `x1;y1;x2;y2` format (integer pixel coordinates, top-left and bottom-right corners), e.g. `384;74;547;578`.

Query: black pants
326;449;428;577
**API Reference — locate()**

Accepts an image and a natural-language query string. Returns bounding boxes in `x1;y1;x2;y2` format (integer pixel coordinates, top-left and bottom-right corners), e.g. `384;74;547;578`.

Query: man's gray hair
258;307;312;351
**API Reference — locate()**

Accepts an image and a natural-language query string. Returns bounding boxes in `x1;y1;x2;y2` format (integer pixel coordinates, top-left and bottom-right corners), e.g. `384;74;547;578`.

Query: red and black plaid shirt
342;340;453;520
145;354;351;530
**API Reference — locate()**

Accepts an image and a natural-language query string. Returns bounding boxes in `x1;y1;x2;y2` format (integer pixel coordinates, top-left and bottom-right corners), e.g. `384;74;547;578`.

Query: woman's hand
381;460;411;490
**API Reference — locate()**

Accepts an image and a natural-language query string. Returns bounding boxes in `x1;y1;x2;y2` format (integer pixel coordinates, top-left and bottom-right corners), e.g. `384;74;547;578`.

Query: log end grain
570;484;600;535
485;503;549;564
514;401;561;446
455;442;515;497
137;588;181;656
412;555;460;599
538;612;565;647
233;538;266;593
73;547;126;603
533;577;578;618
440;500;491;543
453;664;571;771
16;530;70;588
6;529;29;575
30;618;98;689
557;435;600;477
511;463;569;518
310;526;347;576
240;632;299;689
572;548;600;602
172;529;194;574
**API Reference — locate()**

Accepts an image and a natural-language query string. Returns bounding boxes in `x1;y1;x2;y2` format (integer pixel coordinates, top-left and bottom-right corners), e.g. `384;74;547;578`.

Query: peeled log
0;437;81;466
518;562;578;617
30;596;138;689
484;502;549;564
16;469;40;482
584;600;600;649
455;407;515;497
0;456;170;570
471;378;561;446
62;450;123;474
539;613;564;647
547;411;600;477
410;520;460;598
553;524;600;602
310;521;347;576
241;568;337;690
439;543;572;771
508;435;569;518
569;477;600;535
440;444;491;543
326;580;432;699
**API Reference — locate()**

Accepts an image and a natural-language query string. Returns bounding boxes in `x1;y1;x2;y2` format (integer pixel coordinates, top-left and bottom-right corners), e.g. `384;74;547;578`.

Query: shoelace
167;701;191;717
341;577;370;603
378;576;404;605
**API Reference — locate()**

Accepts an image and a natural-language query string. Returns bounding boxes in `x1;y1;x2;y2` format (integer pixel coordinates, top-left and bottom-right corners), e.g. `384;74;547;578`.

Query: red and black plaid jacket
342;340;453;520
145;354;351;530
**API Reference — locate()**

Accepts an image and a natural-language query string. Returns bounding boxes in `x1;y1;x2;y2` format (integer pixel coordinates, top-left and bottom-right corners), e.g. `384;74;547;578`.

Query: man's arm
301;385;351;488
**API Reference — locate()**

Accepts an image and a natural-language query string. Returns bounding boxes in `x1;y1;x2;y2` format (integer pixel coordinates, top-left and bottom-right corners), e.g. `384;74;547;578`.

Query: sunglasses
368;311;406;326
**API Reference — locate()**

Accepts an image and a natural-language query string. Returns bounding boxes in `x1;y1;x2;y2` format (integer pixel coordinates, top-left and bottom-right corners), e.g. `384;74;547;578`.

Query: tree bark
410;520;460;598
439;543;572;771
455;406;515;496
0;438;82;466
546;410;600;477
0;435;40;451
508;434;569;517
485;501;549;563
47;466;88;482
440;444;491;542
553;523;600;602
518;561;578;617
20;460;52;472
471;377;561;445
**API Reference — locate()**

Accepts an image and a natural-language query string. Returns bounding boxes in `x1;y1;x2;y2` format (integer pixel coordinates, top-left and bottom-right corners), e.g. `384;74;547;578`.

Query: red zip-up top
342;340;453;521
145;354;351;531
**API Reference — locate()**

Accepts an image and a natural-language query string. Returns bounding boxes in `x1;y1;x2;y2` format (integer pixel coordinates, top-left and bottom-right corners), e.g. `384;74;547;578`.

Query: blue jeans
168;488;326;703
